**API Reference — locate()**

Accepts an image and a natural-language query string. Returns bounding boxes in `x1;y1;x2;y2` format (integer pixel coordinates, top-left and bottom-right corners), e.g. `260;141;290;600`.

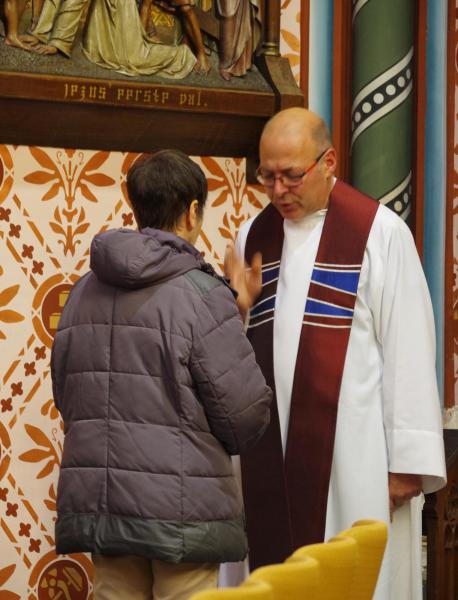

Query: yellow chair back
190;579;274;600
287;535;358;600
338;519;388;600
248;555;320;599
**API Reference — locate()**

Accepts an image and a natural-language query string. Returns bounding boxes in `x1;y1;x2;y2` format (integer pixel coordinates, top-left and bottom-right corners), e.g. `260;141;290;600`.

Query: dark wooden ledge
0;0;303;160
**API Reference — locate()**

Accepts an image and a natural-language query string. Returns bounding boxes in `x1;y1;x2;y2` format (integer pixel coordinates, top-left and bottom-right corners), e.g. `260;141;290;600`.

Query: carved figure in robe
217;0;261;80
29;0;196;79
153;0;210;74
136;0;160;42
28;0;45;32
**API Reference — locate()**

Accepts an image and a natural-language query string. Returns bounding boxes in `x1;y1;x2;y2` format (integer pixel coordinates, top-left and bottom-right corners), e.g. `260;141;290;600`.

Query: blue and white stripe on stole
303;261;362;329
247;260;280;329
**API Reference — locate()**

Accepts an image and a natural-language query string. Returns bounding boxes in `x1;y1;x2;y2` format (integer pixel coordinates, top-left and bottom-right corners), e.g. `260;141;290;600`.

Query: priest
224;107;446;599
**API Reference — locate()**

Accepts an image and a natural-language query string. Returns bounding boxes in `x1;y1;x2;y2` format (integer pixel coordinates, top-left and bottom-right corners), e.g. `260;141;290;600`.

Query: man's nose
272;176;288;196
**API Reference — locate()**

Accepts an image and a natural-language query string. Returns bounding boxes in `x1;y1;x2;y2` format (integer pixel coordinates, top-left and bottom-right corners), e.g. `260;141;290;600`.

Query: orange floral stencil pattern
197;156;266;271
25;149;116;256
0;564;21;600
0;3;301;596
0;144;272;599
0;285;24;341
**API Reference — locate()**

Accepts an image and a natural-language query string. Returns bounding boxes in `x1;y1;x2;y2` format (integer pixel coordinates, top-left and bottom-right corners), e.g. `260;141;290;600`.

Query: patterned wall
451;0;458;414
0;3;301;598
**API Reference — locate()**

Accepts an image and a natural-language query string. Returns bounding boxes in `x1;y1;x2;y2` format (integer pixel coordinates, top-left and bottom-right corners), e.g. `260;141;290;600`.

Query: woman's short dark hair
126;149;208;230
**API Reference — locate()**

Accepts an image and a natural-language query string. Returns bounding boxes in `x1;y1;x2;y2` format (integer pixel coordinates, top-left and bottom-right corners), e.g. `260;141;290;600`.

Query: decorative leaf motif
44;483;58;511
83;150;110;173
42;182;62;202
281;28;300;53
24;424;53;449
246;188;263;209
211;189;230;208
24;171;57;185
37;459;56;479
48;483;57;500
218;227;233;241
77;207;86;224
53;207;62;224
0;285;19;308
0;564;15;587
0;310;25;323
19;449;50;463
83;173;115;187
0;454;11;480
19;425;59;479
207;178;225;192
41;399;59;420
29;147;57;171
73;223;90;236
49;222;66;236
201;156;227;180
0;175;13;203
44;498;57;512
79;183;98;202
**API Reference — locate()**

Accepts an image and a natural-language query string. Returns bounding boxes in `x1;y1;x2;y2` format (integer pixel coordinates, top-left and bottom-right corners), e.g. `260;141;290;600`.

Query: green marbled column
351;0;414;221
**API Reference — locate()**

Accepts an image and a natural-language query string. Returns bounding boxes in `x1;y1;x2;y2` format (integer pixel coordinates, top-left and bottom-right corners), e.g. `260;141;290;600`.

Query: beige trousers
92;554;219;600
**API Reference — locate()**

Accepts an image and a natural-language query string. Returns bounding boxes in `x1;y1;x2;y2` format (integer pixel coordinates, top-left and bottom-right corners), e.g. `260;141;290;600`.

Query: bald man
224;108;446;599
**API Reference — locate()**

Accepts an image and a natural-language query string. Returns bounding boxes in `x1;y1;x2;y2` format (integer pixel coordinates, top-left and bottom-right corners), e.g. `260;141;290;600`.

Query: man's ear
324;148;337;177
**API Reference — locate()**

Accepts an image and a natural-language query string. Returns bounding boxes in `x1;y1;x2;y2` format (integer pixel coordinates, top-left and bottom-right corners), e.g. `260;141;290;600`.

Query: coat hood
90;228;204;289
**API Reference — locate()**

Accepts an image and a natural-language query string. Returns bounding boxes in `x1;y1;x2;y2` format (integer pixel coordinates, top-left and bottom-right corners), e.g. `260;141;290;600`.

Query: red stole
241;181;379;569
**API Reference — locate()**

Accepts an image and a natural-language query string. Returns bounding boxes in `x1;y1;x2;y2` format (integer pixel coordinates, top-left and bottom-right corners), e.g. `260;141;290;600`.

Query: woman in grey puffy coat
51;149;272;600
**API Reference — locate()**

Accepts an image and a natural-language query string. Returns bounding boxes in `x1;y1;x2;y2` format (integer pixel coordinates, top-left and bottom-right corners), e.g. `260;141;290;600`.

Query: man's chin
275;203;303;220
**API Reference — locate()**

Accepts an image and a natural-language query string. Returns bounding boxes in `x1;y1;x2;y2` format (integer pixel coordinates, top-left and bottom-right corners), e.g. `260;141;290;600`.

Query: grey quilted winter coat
51;227;272;564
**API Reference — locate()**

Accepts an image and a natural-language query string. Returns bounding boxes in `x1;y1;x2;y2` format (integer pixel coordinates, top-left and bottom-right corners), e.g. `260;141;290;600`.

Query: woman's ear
186;199;200;230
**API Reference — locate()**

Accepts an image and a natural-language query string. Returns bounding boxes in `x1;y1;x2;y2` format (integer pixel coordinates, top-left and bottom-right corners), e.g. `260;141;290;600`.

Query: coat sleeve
51;327;70;414
50;276;83;414
189;280;272;455
378;219;446;494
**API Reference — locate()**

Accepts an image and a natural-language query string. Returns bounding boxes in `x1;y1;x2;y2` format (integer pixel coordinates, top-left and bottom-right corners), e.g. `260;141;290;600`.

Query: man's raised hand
224;243;262;321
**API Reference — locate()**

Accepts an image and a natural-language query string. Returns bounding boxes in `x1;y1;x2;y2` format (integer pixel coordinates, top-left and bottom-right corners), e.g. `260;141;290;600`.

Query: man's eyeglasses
256;148;329;189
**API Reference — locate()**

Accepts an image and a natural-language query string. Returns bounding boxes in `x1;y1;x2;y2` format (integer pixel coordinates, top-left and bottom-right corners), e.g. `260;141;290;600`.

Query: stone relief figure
1;0;263;82
153;0;210;74
138;0;160;41
2;0;44;49
217;0;261;80
28;0;197;79
83;0;198;77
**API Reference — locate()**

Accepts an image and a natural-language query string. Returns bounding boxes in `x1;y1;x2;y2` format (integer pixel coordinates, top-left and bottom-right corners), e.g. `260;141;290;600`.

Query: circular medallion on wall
37;559;89;600
32;275;75;348
30;552;93;600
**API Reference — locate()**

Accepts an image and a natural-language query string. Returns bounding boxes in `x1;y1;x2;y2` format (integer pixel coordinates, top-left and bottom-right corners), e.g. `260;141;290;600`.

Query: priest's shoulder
368;203;417;254
373;203;413;235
